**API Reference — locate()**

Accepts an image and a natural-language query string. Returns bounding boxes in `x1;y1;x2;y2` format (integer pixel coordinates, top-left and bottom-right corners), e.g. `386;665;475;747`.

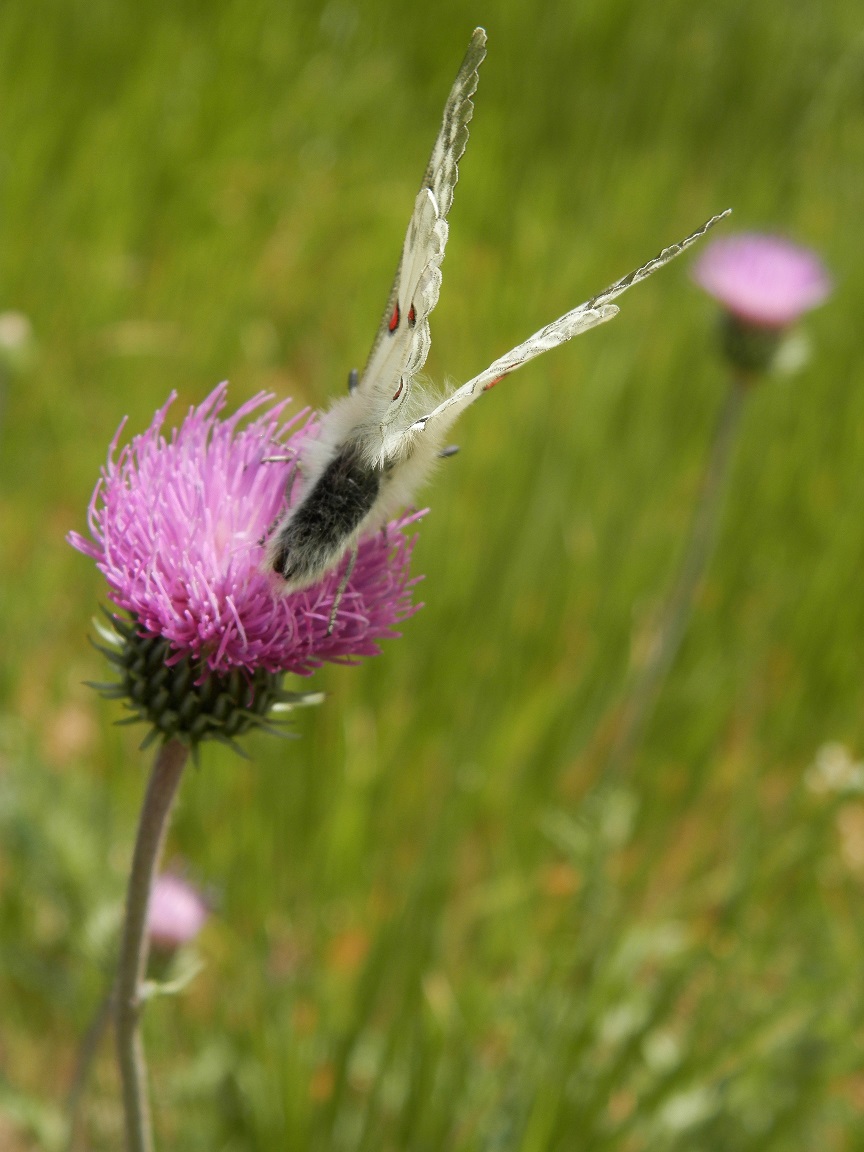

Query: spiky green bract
91;613;323;756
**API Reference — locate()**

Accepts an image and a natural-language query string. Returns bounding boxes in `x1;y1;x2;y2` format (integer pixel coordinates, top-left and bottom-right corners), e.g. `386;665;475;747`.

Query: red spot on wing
388;302;400;333
392;378;404;401
483;373;508;392
407;304;416;327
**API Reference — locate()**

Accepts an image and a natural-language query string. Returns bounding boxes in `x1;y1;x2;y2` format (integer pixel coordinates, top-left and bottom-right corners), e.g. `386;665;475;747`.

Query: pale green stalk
115;738;188;1152
605;375;748;779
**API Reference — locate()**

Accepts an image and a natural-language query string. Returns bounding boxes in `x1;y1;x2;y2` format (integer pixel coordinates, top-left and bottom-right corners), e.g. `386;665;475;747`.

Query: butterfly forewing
404;209;732;441
356;28;487;419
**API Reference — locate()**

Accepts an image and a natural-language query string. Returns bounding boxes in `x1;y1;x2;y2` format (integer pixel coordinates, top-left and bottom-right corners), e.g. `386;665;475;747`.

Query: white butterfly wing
354;27;487;422
404;209;733;441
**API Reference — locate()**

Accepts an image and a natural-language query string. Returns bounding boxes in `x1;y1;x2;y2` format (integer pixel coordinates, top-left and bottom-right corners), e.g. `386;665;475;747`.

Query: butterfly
267;27;729;626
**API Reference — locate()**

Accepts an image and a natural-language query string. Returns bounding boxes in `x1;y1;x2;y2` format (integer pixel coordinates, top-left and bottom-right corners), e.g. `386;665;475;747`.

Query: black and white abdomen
269;441;381;590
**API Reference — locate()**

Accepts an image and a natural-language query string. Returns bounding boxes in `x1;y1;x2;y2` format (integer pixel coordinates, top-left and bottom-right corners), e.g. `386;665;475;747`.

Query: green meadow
2;0;863;1148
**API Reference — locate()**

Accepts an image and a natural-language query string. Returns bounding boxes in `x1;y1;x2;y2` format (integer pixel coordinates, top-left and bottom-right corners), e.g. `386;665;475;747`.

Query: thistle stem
115;737;188;1152
605;375;748;779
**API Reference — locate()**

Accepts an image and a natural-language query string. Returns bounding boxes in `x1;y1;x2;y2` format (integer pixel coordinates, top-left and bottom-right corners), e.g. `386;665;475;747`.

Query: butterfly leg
284;459;302;504
262;453;302;500
347;368;359;393
261;448;298;464
258;458;302;545
261;448;302;507
327;547;358;636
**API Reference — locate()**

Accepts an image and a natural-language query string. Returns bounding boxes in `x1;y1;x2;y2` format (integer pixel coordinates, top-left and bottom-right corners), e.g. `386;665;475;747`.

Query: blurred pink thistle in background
692;232;832;373
147;874;209;953
692;232;832;327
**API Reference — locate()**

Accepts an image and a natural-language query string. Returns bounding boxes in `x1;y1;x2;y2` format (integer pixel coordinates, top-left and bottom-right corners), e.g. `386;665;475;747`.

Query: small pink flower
147;874;209;952
68;383;422;680
692;233;831;328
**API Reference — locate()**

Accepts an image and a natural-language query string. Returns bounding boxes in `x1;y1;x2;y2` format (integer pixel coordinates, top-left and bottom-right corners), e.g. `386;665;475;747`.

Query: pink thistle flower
692;233;832;329
69;383;421;677
147;874;209;952
69;384;422;747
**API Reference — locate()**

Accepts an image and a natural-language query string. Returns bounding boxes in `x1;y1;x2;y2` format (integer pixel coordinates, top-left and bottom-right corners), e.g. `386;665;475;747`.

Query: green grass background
1;0;863;1148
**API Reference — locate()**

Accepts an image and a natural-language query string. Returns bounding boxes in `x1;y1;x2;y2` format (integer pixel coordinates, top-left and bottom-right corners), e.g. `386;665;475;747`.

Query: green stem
115;738;188;1152
605;375;748;780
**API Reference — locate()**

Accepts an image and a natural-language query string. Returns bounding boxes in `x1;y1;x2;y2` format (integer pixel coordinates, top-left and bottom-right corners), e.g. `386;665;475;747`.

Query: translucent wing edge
583;209;732;311
423;27;487;223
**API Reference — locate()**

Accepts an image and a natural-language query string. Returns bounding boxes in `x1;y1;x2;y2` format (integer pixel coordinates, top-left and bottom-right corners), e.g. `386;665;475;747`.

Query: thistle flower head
147;873;209;952
692;233;832;328
69;384;422;748
692;233;831;373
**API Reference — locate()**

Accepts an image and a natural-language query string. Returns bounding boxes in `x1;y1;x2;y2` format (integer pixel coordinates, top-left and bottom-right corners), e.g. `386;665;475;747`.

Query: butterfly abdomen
270;441;381;588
